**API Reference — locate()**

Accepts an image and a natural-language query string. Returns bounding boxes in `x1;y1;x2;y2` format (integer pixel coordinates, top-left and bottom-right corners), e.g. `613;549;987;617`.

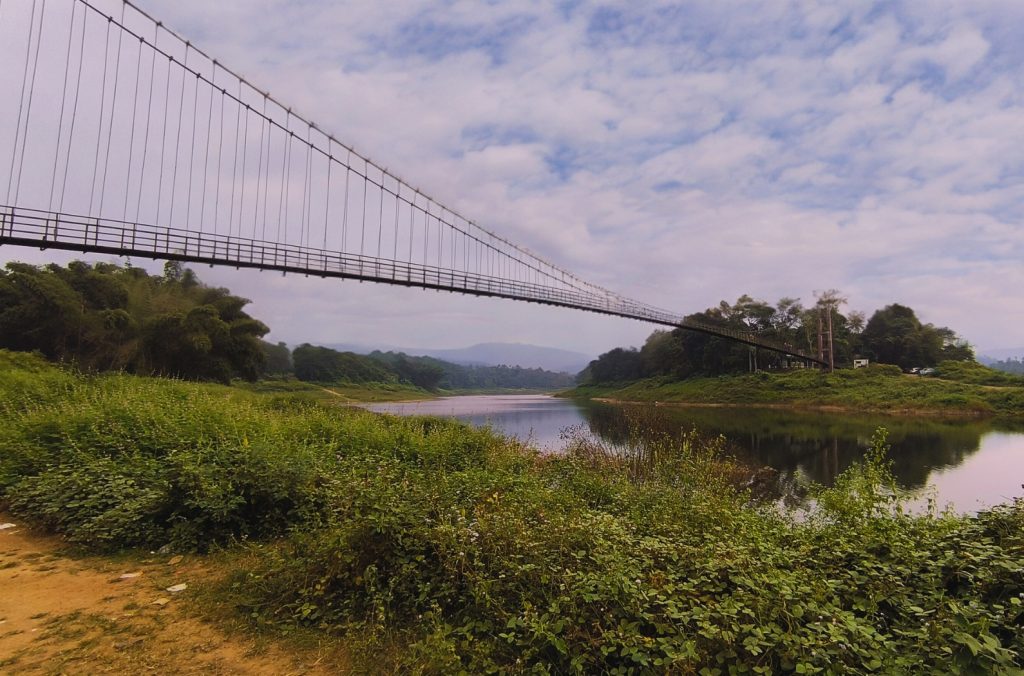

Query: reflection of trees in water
572;401;993;490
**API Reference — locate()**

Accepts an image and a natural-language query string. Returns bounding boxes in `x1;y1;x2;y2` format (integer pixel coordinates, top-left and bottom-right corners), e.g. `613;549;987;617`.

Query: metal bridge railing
0;205;824;365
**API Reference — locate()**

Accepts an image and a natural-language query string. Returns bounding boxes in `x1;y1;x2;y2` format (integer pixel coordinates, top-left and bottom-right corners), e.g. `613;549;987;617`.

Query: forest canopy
579;292;974;385
4;263;981;390
289;344;575;391
0;260;268;383
0;259;574;391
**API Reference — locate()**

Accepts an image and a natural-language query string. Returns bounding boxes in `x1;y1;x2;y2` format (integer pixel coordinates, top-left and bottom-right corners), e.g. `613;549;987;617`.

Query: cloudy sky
3;0;1022;357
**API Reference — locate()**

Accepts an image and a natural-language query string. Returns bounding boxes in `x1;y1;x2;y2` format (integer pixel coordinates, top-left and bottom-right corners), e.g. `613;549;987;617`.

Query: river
365;395;1024;513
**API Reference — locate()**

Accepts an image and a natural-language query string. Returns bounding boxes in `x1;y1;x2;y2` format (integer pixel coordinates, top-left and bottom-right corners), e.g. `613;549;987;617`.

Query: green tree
859;304;970;369
639;330;684;377
261;341;293;376
293;345;396;384
0;261;268;382
579;347;644;384
390;354;445;390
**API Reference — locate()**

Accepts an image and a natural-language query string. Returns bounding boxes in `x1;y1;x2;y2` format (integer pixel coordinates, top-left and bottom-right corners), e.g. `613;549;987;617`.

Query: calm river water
365;395;1024;513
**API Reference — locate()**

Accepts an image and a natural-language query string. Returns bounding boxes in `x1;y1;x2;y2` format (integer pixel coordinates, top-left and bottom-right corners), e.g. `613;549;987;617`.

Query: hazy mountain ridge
978;347;1024;363
323;342;593;374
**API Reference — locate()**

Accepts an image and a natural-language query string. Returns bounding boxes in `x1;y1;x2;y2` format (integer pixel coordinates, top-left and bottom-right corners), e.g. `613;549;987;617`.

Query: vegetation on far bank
0;260;574;394
569;290;1024;418
578;292;973;387
241;377;565;405
236;378;437;402
286;343;574;392
932;360;1024;387
987;357;1024;376
0;260;268;383
567;362;1024;418
2;350;1023;673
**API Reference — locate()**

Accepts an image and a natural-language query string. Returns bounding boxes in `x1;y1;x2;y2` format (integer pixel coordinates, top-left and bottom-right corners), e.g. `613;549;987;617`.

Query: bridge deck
0;205;824;365
0;1;823;367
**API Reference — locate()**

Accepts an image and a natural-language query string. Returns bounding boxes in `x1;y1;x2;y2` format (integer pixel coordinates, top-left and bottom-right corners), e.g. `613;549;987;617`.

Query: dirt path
0;516;347;674
317;386;356;402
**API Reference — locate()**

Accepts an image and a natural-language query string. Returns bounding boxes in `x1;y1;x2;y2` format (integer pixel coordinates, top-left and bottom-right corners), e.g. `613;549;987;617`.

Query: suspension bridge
0;0;822;365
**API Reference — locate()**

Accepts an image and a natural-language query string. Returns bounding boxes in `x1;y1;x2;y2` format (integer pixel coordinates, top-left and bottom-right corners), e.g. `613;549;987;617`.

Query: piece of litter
168;555;183;566
0;523;16;530
119;572;142;580
166;583;188;593
151;597;170;607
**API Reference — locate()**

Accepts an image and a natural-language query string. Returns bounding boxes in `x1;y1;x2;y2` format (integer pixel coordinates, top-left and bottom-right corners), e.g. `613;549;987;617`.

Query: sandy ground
0;516;347;675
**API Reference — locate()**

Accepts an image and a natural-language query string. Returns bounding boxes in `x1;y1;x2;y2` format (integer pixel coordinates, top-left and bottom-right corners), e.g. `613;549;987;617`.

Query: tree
580;347;644;384
0;263;90;361
261;341;292;375
934;327;974;362
389;354;445;390
293;345;397;384
859;304;971;369
989;358;1024;375
639;330;684;377
0;261;268;382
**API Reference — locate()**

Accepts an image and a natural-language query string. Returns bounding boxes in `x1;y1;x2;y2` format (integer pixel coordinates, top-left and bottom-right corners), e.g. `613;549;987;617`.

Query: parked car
919;367;937;376
908;367;921;374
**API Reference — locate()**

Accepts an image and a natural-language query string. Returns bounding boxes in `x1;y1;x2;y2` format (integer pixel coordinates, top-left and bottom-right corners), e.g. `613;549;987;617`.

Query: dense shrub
1;351;1022;672
570;363;1024;417
0;350;493;550
933;360;1024;387
230;430;1024;673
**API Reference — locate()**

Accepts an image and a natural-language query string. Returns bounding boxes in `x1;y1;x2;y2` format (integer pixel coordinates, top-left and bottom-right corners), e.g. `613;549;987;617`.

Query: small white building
853;358;870;369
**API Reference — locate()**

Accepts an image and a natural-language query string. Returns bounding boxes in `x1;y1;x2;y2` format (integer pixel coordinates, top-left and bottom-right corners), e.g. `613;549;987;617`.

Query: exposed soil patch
0;516;347;674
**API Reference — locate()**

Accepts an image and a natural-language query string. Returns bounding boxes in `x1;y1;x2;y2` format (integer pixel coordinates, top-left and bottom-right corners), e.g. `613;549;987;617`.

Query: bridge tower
817;306;835;373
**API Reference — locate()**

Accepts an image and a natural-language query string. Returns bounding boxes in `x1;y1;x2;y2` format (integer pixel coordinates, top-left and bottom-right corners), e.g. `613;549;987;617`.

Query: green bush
565;363;1024;417
9;456;168;547
229;429;1024;673
2;352;1023;672
935;360;1024;387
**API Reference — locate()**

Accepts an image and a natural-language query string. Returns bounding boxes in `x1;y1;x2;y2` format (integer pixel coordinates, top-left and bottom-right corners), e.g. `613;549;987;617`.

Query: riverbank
2;350;1022;672
564;364;1024;418
237;378;438;402
240;378;561;403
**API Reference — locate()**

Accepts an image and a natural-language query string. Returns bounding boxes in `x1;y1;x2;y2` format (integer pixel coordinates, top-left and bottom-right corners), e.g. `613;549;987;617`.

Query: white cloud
2;0;1022;355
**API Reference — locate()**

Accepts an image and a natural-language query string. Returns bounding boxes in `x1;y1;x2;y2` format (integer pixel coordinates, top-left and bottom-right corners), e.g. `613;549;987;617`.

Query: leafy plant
2;352;1022;672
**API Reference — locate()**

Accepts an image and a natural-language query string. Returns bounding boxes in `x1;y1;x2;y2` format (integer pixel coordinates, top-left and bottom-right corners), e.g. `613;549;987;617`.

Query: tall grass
0;350;497;550
570;363;1024;417
1;350;1022;673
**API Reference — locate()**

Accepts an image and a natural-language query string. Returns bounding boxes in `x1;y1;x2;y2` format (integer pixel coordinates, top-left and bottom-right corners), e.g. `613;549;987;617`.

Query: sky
2;0;1022;357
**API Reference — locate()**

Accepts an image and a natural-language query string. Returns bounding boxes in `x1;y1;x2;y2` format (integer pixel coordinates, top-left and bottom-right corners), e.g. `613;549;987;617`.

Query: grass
1;350;1023;673
928;360;1024;387
236;378;436;402
566;362;1024;418
239;378;563;401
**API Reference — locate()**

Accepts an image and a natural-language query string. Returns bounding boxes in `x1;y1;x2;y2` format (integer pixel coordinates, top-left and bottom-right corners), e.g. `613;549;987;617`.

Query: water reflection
364;395;583;449
365;395;1024;512
575;402;994;490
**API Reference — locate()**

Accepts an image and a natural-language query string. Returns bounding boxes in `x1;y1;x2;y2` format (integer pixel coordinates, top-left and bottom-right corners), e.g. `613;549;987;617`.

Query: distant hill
289;344;576;391
423;343;593;374
978;347;1024;364
323;342;593;375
